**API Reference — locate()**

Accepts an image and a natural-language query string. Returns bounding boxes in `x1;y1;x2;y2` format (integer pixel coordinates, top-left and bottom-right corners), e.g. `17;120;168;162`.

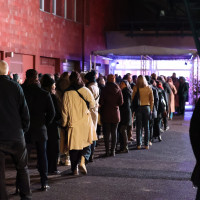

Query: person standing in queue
22;69;55;191
62;71;97;175
132;75;154;150
0;60;32;200
100;74;123;157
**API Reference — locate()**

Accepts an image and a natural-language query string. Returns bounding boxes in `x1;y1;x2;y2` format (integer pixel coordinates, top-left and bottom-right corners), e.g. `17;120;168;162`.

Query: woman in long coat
99;74;123;156
167;78;177;120
62;71;97;175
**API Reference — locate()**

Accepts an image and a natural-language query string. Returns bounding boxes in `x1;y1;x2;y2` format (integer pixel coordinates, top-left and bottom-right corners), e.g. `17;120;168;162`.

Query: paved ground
6;112;197;200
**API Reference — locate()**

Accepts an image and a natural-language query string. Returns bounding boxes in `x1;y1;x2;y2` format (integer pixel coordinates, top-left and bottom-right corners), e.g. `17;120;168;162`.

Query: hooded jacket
100;82;123;123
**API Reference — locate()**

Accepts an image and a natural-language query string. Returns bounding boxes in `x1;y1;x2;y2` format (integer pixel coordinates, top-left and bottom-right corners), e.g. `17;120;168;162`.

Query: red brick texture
0;0;115;74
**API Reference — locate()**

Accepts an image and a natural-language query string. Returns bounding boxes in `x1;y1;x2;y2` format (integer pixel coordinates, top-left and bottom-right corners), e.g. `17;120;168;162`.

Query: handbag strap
74;89;90;109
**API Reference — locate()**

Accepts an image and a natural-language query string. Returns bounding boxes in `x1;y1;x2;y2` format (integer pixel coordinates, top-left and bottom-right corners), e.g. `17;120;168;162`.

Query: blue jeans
0;138;31;200
136;106;150;146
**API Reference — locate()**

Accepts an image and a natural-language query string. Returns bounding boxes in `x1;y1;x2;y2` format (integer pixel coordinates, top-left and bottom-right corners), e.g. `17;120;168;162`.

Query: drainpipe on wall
81;0;85;72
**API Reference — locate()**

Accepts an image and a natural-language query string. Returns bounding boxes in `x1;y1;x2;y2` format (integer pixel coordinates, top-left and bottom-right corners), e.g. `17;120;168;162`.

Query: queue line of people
0;58;190;199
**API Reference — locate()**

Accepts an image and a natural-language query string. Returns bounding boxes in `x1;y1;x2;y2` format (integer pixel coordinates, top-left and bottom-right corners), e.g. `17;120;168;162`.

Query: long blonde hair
136;75;148;88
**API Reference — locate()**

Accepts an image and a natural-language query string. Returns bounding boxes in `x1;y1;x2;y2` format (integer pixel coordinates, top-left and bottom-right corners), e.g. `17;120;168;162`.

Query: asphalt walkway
6;112;197;200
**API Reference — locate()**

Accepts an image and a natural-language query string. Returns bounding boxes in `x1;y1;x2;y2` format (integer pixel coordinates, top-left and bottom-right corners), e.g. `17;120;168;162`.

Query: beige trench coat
87;82;99;130
62;87;97;150
168;82;177;113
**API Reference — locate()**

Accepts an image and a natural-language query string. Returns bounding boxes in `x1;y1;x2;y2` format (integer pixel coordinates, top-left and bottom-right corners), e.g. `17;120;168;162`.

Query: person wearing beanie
100;74;123;157
40;74;61;175
84;70;100;162
22;70;55;191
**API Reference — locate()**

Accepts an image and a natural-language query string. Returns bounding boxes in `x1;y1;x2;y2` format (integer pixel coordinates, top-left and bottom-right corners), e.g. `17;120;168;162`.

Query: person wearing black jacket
22;69;55;191
190;98;200;199
149;79;159;143
119;79;132;152
178;76;189;115
40;74;62;175
158;76;171;130
0;60;31;200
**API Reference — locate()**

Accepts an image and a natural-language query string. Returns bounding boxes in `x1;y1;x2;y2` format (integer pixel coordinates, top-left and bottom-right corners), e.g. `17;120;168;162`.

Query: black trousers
69;146;91;172
103;123;118;153
0;139;31;200
179;96;186;115
47;139;59;173
27;140;48;187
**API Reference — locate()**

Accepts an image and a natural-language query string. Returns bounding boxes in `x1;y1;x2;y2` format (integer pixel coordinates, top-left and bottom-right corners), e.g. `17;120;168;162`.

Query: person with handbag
62;71;97;175
132;75;154;150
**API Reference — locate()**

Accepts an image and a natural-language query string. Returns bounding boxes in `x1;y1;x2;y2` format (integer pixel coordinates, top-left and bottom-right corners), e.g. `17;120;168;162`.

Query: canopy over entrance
93;45;197;60
91;45;199;105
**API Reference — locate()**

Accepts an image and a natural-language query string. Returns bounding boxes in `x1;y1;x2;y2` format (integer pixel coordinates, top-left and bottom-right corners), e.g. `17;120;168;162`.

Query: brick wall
0;0;115;75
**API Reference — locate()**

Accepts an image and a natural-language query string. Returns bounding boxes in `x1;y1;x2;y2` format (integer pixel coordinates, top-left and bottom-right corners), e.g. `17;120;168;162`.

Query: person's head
25;69;38;85
179;76;185;83
145;75;151;84
69;71;84;88
107;74;116;83
151;73;157;80
123;73;132;83
157;80;163;89
85;70;97;83
98;77;105;86
136;75;148;88
40;74;55;93
60;72;69;80
172;73;176;78
132;75;137;84
13;74;19;82
0;60;9;75
150;79;156;87
167;77;173;83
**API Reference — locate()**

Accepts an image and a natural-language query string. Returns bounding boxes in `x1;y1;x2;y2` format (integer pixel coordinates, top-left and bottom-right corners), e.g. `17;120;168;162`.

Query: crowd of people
0;59;190;200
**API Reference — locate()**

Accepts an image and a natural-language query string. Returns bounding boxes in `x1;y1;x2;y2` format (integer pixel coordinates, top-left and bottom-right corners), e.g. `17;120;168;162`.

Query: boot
79;156;87;175
65;156;71;166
